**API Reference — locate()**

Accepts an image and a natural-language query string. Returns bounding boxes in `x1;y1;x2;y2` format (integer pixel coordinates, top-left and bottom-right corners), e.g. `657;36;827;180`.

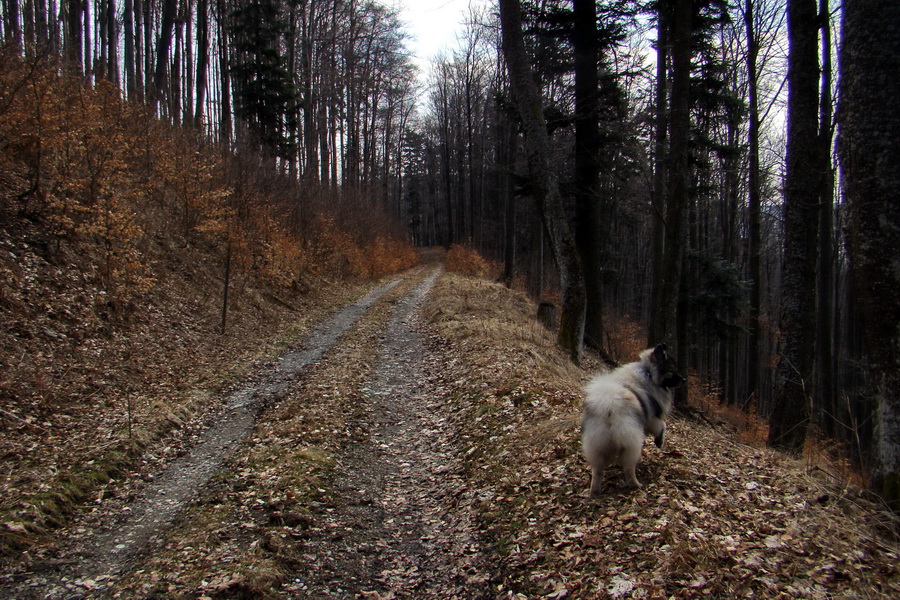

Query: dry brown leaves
0;222;372;560
421;272;900;600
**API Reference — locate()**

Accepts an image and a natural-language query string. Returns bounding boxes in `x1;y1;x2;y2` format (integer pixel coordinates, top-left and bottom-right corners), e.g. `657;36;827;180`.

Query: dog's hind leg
589;459;607;497
620;441;642;489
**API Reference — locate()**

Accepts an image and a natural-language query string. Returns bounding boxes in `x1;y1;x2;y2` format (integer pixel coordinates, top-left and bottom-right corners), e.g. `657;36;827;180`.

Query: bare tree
814;0;836;433
154;0;178;107
572;0;605;352
650;0;691;361
839;0;900;508
768;0;819;452
498;0;586;363
194;0;210;127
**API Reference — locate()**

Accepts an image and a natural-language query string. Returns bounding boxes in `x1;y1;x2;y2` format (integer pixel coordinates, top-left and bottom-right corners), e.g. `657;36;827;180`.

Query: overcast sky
396;0;492;81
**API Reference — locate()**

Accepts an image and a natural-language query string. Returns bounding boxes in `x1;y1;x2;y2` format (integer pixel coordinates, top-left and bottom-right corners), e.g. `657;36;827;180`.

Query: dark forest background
2;0;899;506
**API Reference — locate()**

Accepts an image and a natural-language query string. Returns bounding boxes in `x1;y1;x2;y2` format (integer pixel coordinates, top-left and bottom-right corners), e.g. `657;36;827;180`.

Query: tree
743;0;763;409
815;0;836;433
572;0;605;352
228;0;297;158
124;0;137;98
153;0;178;106
498;0;586;363
768;0;819;452
650;0;691;358
195;0;210;128
839;0;900;508
648;1;669;348
65;0;85;71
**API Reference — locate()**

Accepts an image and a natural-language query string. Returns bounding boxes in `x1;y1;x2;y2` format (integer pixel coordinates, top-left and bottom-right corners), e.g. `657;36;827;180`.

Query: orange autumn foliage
444;244;493;278
0;52;417;304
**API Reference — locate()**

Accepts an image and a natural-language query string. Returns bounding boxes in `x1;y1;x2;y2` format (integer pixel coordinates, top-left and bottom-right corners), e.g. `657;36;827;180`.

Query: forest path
280;268;491;599
0;275;407;598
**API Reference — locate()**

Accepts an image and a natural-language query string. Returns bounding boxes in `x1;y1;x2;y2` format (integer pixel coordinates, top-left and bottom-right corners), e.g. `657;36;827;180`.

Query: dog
581;344;685;496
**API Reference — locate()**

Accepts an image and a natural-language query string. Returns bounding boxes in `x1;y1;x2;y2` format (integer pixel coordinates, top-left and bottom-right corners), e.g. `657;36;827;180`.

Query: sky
395;0;492;82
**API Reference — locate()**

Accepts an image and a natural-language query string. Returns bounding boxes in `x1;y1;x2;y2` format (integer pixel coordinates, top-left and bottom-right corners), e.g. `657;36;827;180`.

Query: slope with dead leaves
422;272;900;600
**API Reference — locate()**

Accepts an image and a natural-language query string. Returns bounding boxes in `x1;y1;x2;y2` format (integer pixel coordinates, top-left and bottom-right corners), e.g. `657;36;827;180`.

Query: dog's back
582;365;647;494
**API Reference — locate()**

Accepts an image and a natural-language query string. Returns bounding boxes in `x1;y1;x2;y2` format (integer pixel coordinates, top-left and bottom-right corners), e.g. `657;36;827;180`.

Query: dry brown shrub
364;236;420;279
303;214;366;278
803;428;869;489
1;52;417;294
681;368;866;491
444;244;492;278
687;370;770;447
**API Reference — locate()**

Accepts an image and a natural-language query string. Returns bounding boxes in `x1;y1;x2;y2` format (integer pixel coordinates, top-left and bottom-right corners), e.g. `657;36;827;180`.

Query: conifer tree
228;0;297;158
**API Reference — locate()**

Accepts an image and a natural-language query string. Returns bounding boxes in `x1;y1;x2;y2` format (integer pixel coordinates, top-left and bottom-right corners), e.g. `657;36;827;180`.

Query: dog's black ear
652;344;668;362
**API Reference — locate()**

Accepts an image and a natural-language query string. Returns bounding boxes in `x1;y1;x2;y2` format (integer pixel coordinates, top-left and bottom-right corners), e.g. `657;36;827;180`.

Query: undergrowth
444;244;498;279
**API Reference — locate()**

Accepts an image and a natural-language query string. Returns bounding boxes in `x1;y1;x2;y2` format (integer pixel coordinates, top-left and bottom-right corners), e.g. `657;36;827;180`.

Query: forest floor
1;261;900;599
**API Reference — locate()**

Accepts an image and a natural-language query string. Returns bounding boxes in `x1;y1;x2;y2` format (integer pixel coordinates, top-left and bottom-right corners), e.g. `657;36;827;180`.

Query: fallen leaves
421;272;900;600
3;268;899;599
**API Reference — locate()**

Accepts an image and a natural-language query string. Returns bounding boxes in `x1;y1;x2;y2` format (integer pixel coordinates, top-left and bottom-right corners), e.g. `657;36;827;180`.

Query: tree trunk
81;0;89;79
502;121;517;286
195;0;209;128
744;0;762;409
142;0;152;95
217;0;232;146
648;4;668;345
134;0;144;100
171;16;183;125
5;0;23;49
299;1;316;180
768;0;819;453
572;0;605;352
124;0;136;98
65;0;83;71
154;0;178;107
498;0;586;364
815;0;835;434
839;0;900;509
106;0;117;83
653;0;690;354
34;0;48;50
99;0;109;76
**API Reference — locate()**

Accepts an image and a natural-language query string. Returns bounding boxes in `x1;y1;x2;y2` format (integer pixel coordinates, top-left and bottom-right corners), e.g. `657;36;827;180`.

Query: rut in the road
285;269;491;599
0;278;402;599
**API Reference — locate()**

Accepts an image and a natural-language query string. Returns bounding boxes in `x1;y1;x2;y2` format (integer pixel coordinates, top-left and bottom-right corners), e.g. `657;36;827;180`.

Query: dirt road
1;267;491;599
282;269;490;599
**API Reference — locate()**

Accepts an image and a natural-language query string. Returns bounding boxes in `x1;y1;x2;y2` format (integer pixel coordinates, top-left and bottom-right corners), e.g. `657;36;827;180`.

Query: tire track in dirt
0;278;403;599
284;269;492;599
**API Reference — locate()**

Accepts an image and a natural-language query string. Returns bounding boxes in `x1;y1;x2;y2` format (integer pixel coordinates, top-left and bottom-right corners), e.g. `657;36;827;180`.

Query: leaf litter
0;274;405;597
2;266;899;599
420;272;900;600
